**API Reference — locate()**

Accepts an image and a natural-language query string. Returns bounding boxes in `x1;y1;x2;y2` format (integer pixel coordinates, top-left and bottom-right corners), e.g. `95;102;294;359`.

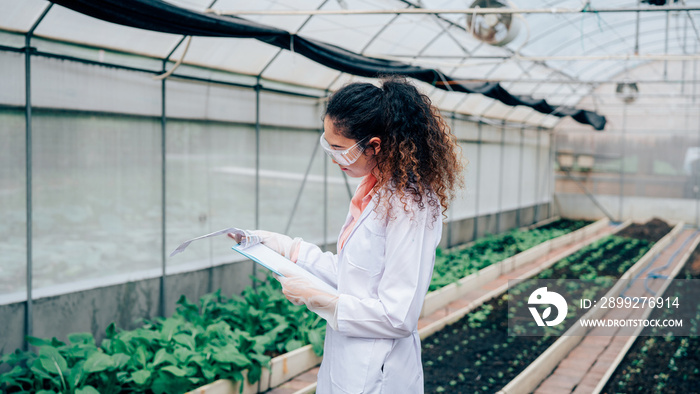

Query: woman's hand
227;230;302;261
277;273;339;330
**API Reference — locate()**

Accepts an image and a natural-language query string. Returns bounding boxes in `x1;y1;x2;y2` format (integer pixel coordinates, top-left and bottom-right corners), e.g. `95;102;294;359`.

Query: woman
243;76;463;393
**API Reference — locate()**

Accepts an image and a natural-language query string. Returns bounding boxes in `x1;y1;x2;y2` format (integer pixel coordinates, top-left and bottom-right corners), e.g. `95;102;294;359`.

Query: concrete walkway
266;223;622;394
534;228;699;394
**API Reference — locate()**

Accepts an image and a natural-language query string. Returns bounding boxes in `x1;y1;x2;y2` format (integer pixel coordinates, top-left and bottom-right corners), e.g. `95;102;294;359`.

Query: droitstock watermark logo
507;279;700;337
527;287;567;327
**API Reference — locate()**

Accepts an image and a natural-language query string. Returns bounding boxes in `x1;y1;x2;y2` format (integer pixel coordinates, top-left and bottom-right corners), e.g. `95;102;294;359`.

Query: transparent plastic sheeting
0;54;552;299
555;132;700;199
165;123;353;272
0;111;27;296
447;142;476;221
256;128;354;236
0;115;551;296
30;114;162;290
32;55;163;117
0;52;25;107
18;0;607;129
4;0;699;128
165;122;258;270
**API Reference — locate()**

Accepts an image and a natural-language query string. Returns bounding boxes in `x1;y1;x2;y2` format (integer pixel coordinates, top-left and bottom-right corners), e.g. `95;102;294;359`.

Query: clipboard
170;227;337;295
232;243;285;276
232;243;338;295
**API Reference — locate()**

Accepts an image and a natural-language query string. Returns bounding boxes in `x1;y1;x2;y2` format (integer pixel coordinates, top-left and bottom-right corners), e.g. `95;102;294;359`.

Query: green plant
0;276;325;394
423;233;653;394
430;219;590;291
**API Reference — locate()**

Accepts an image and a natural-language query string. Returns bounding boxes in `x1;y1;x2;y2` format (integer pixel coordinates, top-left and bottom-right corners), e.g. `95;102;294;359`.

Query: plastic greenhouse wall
0;42;554;354
553;60;700;225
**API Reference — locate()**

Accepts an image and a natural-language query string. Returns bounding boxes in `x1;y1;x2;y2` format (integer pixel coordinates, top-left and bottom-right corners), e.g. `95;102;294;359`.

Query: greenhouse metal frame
2;1;700;392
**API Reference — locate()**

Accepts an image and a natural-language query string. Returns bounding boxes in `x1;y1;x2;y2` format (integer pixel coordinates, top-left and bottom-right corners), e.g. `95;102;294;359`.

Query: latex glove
278;273;339;330
228;230;302;262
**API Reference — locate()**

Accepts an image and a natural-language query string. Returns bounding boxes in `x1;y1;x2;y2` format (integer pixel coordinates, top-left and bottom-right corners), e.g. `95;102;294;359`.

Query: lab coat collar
337;192;380;259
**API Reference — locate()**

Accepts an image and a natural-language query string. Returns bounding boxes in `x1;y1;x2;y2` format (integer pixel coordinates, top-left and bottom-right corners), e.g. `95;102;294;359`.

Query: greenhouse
1;0;699;393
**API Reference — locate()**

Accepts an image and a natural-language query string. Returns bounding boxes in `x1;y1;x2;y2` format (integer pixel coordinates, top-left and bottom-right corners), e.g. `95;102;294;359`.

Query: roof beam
208;6;700;17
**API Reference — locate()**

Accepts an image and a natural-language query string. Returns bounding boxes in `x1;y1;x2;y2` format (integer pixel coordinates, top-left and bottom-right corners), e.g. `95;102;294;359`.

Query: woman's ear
368;137;381;155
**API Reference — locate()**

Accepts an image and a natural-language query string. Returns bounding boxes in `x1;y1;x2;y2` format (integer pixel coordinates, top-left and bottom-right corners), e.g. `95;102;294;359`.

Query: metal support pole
546;131;555;219
159;60;167;318
696;98;700;227
210;5;700;16
682;11;689;94
686;13;694;129
697;101;700;228
564;170;616;221
517;127;525;228
254;82;261;286
619;104;627;222
696;42;700;227
24;29;33;353
634;0;641;55
323;134;328;252
23;3;52;350
473;123;482;241
694;40;698;106
533;130;542;224
664;9;670;78
447;114;456;248
496;123;506;233
320;94;329;252
285;140;320;234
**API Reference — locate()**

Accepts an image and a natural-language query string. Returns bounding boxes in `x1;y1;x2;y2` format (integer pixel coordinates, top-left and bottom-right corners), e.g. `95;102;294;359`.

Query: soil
616;217;673;243
601;243;700;394
421;235;655;394
431;219;591;292
535;218;592;232
689;244;700;277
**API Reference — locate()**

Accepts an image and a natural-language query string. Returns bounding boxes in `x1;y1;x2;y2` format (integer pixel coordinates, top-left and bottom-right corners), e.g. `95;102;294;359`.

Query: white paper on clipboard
232;243;338;295
170;227;337;295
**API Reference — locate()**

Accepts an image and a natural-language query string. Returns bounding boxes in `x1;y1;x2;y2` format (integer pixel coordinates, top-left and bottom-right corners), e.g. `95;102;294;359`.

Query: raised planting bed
615;217;673;243
0;276;325;394
421;219;671;394
430;218;593;291
422;218;602;318
500;221;686;394
600;236;700;394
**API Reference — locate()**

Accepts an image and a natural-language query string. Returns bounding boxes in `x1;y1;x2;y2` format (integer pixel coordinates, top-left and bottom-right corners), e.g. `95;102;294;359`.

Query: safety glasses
319;133;370;166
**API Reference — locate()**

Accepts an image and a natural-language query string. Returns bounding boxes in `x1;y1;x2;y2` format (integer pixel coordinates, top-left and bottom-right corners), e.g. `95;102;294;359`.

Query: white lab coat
296;191;442;394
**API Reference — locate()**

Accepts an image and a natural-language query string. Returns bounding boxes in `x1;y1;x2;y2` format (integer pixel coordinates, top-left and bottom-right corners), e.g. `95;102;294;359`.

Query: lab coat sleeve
295;241;339;289
336;203;441;339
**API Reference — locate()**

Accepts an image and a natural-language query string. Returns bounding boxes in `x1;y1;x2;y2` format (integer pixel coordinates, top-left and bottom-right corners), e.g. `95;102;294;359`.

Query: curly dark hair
324;76;465;222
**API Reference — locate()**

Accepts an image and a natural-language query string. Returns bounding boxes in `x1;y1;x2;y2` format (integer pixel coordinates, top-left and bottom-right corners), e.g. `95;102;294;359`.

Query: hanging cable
620;229;700;299
643;229;700;295
512;13;530;56
468;5;480;36
153;35;193;80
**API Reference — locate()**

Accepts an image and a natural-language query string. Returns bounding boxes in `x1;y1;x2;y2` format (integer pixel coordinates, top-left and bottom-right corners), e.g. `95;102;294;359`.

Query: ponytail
324;82;384;147
324;76;464;221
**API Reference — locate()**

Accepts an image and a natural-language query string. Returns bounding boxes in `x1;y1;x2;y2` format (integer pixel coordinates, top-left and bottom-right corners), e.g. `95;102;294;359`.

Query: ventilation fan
615;81;639;104
466;0;521;46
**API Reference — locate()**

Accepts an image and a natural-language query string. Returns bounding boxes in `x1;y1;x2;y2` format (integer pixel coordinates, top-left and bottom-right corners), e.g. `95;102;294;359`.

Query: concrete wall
0;203;553;357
